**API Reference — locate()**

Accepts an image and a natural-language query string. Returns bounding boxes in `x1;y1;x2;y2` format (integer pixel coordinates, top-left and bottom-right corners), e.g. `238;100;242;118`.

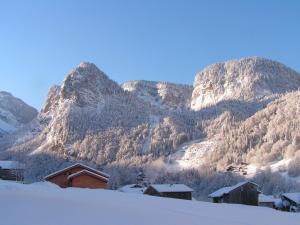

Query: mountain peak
191;57;300;110
65;62;108;81
78;61;97;68
60;63;122;107
75;62;106;76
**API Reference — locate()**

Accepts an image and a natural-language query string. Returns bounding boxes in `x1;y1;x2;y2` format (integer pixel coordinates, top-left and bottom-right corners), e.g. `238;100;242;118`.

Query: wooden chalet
144;184;193;200
208;181;260;206
281;193;300;212
0;160;25;181
44;163;110;189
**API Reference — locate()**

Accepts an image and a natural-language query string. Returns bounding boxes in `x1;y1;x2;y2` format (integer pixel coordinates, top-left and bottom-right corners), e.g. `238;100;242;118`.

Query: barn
118;184;146;194
281;193;300;212
144;184;193;200
208;181;260;206
258;194;276;208
44;163;110;189
0;160;25;181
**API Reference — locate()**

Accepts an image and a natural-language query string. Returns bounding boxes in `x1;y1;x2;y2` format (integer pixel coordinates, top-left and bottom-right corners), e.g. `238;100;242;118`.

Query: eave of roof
44;163;110;180
67;169;109;182
281;193;300;205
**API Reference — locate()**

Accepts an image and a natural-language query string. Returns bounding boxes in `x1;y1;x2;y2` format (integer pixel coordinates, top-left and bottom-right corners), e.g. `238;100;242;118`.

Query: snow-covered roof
118;184;146;194
67;170;109;182
281;193;300;204
259;194;276;203
208;181;259;198
0;160;25;170
44;163;110;180
150;184;193;193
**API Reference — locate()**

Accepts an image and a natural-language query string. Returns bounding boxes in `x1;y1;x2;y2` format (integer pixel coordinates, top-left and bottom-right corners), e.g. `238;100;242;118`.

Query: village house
0;160;25;181
258;194;276;208
208;181;260;206
281;192;300;212
118;184;146;194
44;163;110;189
144;184;193;200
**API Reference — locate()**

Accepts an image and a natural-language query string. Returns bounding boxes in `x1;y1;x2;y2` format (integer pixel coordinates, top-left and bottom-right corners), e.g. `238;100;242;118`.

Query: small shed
44;163;110;189
281;193;300;212
118;184;146;194
208;181;260;206
0;160;25;181
258;194;276;208
144;184;193;200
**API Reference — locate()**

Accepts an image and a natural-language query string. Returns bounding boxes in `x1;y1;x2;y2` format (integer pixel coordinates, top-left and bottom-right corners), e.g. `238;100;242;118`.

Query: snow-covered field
0;181;299;225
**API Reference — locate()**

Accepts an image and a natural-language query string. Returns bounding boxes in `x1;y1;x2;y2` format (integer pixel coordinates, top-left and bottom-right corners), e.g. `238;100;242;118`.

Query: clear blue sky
0;0;299;109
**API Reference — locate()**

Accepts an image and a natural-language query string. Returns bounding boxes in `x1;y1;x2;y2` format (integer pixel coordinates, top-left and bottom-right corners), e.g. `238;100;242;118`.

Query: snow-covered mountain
0;91;37;137
29;62;150;159
208;90;300;171
168;58;300;173
1;57;300;189
191;57;300;110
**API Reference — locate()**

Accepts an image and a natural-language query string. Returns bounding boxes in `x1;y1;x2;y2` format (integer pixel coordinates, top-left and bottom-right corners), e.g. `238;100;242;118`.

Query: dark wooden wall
213;183;259;206
144;186;160;197
0;169;24;181
161;192;192;200
144;186;192;200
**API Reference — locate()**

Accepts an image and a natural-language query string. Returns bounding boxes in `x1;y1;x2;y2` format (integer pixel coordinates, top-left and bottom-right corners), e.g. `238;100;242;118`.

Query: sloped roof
0;160;25;170
67;169;109;182
208;181;259;198
150;184;193;193
281;193;300;204
44;163;110;180
259;194;276;203
118;184;146;194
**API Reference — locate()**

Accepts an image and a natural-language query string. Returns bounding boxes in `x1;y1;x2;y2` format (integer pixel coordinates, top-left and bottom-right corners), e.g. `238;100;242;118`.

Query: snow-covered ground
0;180;299;225
167;137;218;170
141;115;160;153
246;159;300;183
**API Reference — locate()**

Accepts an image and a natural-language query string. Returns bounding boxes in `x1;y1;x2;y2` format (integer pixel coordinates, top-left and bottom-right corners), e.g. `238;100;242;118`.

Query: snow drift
0;180;299;225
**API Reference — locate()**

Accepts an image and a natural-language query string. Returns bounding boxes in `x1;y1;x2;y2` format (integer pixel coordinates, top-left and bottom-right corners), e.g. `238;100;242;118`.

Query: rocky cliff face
191;57;300;110
122;80;193;110
29;63;149;160
0;91;37;137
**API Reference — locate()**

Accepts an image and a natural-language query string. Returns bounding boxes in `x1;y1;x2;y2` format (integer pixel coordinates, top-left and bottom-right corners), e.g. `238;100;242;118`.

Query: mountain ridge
0;91;37;137
1;57;300;189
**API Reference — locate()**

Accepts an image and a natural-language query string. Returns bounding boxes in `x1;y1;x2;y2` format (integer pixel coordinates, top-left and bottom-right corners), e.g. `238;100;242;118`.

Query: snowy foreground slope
0;181;299;225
